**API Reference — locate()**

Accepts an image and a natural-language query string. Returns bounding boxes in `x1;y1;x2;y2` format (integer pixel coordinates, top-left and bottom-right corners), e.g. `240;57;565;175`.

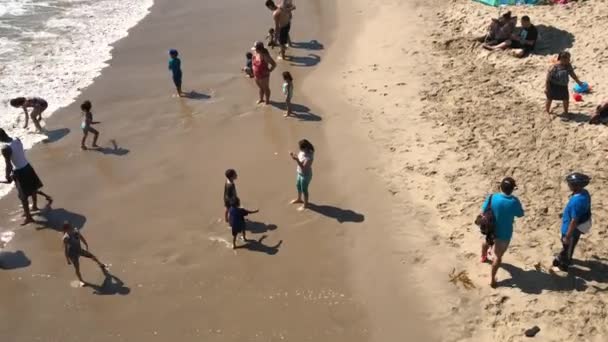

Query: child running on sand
282;71;294;117
168;49;184;97
224;169;238;222
242;53;254;78
228;198;259;249
80;100;100;150
62;222;108;287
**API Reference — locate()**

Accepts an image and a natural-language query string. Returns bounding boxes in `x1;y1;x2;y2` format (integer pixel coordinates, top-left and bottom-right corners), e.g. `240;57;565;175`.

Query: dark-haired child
224;169;238;222
282;71;294;117
80;100;100;150
228;198;258;249
242;53;253;78
266;28;278;49
168;49;184;97
10;97;48;131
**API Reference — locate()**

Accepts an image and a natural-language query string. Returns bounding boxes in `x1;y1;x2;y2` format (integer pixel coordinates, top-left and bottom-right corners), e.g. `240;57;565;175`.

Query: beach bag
475;195;495;236
577;211;592;234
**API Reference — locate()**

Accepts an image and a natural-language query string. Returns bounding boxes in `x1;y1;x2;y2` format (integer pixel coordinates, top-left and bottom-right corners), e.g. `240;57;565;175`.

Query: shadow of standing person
238;235;282;255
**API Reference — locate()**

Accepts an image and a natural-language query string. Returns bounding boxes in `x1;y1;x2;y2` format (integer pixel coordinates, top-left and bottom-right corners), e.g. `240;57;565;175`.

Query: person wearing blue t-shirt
553;173;591;271
168;49;184;97
480;177;524;288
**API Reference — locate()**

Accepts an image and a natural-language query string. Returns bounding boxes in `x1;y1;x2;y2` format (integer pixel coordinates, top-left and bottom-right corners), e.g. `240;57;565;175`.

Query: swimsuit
252;54;270;79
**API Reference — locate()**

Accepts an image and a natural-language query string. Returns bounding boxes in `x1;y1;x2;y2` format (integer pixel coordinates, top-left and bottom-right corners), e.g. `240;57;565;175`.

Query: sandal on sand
524;326;540;337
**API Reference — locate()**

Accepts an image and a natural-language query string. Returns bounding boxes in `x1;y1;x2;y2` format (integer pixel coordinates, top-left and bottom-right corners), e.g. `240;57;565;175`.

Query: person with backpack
553;173;591;271
479;177;524;288
545;51;585;117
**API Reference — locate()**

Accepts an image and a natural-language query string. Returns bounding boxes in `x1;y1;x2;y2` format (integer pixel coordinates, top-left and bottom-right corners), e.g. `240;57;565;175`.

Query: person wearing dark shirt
168;49;184;97
589;99;608;124
228;197;259;249
62;222;108;287
483;16;538;58
223;169;238;222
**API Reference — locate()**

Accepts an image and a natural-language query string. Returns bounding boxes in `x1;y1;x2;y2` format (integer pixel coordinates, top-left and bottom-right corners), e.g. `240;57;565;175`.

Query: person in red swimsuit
251;41;277;105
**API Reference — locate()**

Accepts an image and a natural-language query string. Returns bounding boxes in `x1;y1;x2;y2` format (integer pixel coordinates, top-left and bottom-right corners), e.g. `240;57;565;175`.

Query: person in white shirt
289;139;314;211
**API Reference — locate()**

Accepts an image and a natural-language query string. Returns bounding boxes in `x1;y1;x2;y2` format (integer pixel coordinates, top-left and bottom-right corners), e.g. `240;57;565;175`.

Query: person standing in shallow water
168;49;184;97
62;222;108;287
224;169;238;222
290;139;314;211
1;128;52;225
479;177;524;288
251;41;276;105
80;100;100;150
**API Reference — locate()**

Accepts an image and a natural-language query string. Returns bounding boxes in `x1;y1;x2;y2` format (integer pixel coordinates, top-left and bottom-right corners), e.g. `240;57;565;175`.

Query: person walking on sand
480;177;524;288
80;100;100;150
224;169;238;222
289;139;314;211
1;128;52;225
228;198;259;249
251;41;277;105
545;52;584;117
62;222;108;287
266;0;291;60
282;71;294;117
10;97;48;131
168;49;184;97
553;173;591;271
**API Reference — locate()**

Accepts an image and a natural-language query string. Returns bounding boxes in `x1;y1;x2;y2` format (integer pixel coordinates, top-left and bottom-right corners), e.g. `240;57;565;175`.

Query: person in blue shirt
168;49;184;97
553;173;591;271
228;197;259;249
480;177;524;288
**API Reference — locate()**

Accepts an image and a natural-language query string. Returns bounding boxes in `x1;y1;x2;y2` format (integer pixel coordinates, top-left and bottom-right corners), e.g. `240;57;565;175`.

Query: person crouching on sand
224;169;238;222
228;198;259;249
545;52;584;117
62;221;108;287
10;97;48;131
168;49;184;97
282;71;294;117
480;177;524;288
553;173;591;271
289;139;314;211
80;100;100;150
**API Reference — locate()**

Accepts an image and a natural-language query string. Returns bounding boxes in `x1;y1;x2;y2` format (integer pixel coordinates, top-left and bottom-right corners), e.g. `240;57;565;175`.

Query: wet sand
0;0;435;341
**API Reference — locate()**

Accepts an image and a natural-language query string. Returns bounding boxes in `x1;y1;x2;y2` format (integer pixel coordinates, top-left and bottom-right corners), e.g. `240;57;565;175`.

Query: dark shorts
547;83;569;101
231;224;245;237
82;126;98;134
278;23;291;45
173;74;182;88
510;40;533;53
13;164;43;200
38;100;48;110
68;248;94;266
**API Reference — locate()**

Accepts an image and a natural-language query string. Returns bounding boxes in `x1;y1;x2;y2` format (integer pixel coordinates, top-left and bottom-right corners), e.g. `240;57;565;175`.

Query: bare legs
255;77;271;105
81;128;100;150
545;99;569;116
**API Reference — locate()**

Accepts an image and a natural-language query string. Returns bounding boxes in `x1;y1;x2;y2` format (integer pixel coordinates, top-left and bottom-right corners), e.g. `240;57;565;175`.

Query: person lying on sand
483;16;538;58
477;11;515;45
63;221;109;287
589;99;608;125
480;178;524;288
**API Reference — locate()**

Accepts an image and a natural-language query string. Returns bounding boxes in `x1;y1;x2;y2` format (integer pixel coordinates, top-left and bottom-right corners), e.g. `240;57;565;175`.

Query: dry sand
0;0;435;341
333;0;608;341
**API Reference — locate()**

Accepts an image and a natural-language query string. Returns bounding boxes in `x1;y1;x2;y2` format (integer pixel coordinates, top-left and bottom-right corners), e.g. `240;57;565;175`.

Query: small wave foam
0;0;153;199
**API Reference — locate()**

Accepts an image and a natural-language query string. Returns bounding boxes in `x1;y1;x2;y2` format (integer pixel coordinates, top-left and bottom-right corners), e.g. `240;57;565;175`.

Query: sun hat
566;172;590;188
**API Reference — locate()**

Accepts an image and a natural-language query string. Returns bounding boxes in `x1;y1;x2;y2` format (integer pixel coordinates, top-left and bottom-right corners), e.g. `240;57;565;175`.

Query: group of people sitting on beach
481;11;538;58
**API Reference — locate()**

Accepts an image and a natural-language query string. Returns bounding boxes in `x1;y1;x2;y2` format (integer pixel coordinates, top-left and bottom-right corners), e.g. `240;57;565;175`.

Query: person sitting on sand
479;12;515;46
289;139;314;211
80;100;100;150
1;128;52;225
10;96;48;131
483;16;538;58
545;52;584;116
228;198;259;249
224;169;238;222
62;221;108;287
589;99;608;125
251;41;277;105
168;49;184;97
553;173;591;271
480;177;524;288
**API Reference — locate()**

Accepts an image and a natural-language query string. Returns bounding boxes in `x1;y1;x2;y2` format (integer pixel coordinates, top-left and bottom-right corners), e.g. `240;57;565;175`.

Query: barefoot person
266;0;291;60
228;198;259;249
62;222;108;286
224;169;238;222
80;100;100;150
553;173;591;271
282;71;294;117
251;41;276;105
289;139;314;211
480;177;524;288
10;97;48;131
1;128;52;225
483;16;538;58
168;49;184;97
545;52;584;116
589;98;608;125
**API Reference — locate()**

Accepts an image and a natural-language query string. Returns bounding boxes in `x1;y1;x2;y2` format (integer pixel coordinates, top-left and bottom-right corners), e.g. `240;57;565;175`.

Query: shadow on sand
291;40;324;51
88;271;131;296
88;139;129;156
246;221;278;234
42;128;70;144
184;91;211;100
34;206;87;232
307;203;365;223
288;53;321;67
558;112;591;123
0;250;31;270
270;101;322;121
237;235;282;255
534;25;575;56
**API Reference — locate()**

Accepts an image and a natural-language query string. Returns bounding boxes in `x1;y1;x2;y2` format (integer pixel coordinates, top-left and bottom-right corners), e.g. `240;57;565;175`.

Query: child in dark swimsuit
228;197;259;249
80;100;100;150
62;222;108;287
224;169;238;222
168;49;184;97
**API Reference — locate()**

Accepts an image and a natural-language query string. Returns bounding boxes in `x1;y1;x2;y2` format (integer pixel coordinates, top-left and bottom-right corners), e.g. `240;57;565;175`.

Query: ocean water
0;0;153;200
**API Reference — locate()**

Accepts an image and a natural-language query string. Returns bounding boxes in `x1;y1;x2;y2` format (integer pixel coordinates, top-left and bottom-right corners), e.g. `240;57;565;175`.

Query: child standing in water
228;198;259;249
242;52;254;78
266;28;278;49
282;71;294;117
168;49;184;97
62;221;108;287
224;169;238;222
80;100;100;150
